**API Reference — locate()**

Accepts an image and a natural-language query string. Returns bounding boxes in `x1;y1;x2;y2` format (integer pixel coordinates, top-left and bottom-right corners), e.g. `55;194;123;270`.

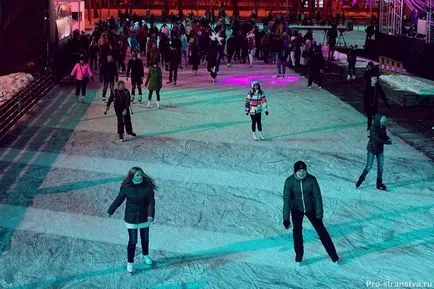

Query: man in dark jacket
308;45;325;88
126;51;144;101
283;161;339;263
356;114;392;190
100;55;118;102
363;64;390;130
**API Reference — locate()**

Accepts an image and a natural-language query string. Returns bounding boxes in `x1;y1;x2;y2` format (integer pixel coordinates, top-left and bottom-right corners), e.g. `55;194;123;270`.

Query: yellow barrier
379;56;405;74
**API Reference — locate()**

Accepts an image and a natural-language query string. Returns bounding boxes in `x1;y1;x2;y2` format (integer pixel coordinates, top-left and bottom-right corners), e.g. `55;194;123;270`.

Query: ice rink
0;60;433;289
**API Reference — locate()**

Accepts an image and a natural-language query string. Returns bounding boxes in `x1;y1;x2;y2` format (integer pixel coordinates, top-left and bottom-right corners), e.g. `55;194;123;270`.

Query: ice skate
127;262;134;273
356;176;365;188
146;101;151;108
143;255;153;265
157;101;160;109
376;179;387;191
258;131;265;140
252;132;258;141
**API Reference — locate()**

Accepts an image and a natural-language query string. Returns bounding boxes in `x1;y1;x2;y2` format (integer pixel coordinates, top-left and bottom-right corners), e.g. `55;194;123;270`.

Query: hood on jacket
374;114;387;125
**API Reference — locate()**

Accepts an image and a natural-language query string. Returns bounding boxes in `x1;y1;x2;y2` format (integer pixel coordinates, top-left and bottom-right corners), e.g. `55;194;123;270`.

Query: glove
283;219;291;229
147;216;154;222
122;109;127;116
265;111;269;116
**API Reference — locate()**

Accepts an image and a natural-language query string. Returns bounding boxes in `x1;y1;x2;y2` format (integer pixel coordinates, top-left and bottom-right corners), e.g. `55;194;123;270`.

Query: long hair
121;167;158;191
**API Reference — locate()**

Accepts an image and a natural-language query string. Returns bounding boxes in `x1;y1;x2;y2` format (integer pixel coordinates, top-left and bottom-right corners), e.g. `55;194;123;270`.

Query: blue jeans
361;151;384;181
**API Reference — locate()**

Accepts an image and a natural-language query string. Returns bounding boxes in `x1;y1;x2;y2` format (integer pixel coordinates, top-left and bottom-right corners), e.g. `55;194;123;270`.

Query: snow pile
381;74;434;95
0;73;34;105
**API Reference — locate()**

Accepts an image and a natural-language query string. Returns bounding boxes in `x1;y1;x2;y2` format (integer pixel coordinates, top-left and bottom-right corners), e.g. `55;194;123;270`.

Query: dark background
0;0;49;75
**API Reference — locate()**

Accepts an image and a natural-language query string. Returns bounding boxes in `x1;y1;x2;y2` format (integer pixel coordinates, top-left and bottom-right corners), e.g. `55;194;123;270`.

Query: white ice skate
157;101;160;109
258;131;265;140
127;262;134;273
146;101;151;108
252;132;258;141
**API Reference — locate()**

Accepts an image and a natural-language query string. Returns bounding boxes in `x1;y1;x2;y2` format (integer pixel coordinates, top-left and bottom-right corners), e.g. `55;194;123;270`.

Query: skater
144;62;163;109
70;55;94;102
244;81;269;140
167;40;180;85
282;161;339;264
107;167;156;273
105;80;136;142
356;114;392;190
100;55;118;102
188;37;200;75
208;32;221;84
308;44;325;88
346;45;357;80
363;64;390;130
126;51;144;102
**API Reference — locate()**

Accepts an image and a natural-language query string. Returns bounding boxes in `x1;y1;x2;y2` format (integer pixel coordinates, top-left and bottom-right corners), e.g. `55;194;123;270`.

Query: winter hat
293;161;307;173
251;81;259;88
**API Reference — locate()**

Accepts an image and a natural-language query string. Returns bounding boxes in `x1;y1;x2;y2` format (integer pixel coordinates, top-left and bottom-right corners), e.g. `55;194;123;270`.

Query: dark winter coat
347;49;357;65
283;174;324;220
367;114;392;154
107;88;131;116
100;61;118;82
145;66;163;91
107;181;155;224
309;48;325;71
127;58;144;81
363;76;389;113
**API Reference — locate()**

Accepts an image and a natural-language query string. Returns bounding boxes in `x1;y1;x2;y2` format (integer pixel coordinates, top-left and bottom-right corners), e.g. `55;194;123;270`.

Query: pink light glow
221;74;301;86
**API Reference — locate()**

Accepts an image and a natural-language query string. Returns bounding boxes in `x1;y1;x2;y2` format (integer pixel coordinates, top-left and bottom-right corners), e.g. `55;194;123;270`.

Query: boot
252;132;258;141
356;176;365;188
157;101;160;109
146;101;151;108
258;131;265;140
376;179;387;191
127;262;134;273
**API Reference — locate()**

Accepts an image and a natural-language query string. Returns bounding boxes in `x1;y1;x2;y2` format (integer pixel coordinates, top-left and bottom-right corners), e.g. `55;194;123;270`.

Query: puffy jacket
106;88;131;116
107;182;155;224
367;114;392;153
283;174;323;220
244;90;268;115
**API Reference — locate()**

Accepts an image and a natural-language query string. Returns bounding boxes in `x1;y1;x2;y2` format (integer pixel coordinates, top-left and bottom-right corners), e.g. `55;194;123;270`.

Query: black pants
308;69;322;87
169;66;178;83
75;79;88;96
127;227;149;263
102;80;114;98
117;112;133;135
348;62;356;77
291;209;338;261
148;90;160;101
250;113;262;132
118;56;126;72
131;78;142;96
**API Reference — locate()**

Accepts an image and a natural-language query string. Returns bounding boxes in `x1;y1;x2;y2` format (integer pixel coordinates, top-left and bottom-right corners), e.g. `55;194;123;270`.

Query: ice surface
381;75;434;95
0;60;433;289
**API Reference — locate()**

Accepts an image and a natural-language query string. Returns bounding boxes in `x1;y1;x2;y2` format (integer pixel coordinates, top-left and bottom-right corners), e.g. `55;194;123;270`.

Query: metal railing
0;73;55;137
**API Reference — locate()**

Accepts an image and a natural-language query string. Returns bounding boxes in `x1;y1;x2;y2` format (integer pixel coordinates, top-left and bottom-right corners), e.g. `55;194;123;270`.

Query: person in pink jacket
70;55;94;102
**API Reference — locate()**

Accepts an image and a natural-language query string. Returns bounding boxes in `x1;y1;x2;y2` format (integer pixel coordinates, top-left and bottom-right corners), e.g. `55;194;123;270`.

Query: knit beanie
293;161;307;173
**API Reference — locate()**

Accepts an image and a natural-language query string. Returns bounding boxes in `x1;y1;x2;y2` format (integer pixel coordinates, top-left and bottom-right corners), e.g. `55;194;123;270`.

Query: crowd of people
69;9;397;275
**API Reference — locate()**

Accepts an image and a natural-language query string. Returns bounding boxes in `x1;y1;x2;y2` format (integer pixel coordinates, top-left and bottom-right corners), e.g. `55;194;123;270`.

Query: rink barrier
0;73;55;137
379;56;405;74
